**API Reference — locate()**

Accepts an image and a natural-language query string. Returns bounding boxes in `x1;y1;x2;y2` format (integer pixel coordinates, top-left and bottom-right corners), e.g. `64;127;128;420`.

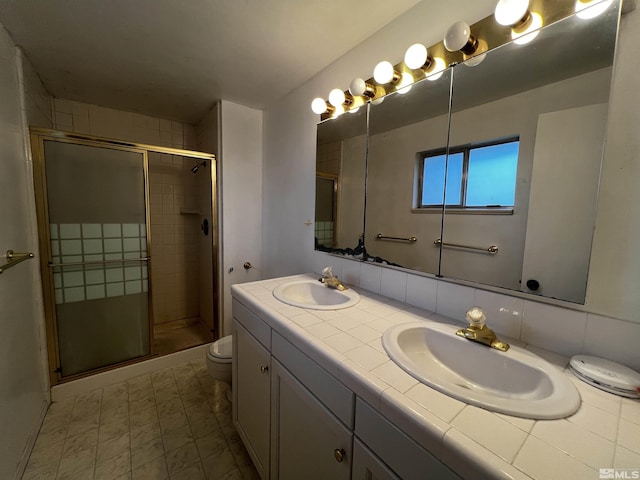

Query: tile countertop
230;274;640;480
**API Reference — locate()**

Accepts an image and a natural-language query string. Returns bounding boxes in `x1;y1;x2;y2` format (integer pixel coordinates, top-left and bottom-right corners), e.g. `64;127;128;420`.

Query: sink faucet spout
319;266;348;291
456;307;510;352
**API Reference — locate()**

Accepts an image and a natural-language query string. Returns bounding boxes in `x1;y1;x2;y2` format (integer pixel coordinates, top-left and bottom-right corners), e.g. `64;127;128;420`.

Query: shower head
191;160;207;174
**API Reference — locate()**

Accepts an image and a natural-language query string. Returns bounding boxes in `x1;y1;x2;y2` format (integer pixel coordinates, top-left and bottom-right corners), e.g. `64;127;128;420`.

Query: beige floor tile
96;432;130;464
132;455;168;480
169;461;206;480
195;431;228;461
201;448;237;479
132;437;165;470
94;450;130;480
26;362;258;480
165;441;200;476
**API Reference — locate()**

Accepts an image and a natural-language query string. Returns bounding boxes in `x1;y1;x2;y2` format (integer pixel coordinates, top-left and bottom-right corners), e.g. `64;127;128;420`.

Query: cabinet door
233;320;271;479
352;438;400;480
271;359;352;480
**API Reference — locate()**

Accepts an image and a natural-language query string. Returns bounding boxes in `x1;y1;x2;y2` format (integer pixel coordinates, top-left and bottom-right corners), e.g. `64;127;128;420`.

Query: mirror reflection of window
419;138;519;209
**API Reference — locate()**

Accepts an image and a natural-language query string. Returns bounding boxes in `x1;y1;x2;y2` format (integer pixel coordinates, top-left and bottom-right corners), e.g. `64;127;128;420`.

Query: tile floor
22;359;259;480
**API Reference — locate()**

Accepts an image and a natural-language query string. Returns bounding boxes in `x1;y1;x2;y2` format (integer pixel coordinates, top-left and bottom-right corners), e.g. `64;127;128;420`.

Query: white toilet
206;335;232;385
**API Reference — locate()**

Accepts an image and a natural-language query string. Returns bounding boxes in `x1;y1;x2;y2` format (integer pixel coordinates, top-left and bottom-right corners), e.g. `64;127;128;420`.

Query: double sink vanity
231;274;639;480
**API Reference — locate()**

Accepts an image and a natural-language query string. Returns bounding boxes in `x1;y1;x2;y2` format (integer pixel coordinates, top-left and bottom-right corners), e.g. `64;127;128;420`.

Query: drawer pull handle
260;365;269;374
334;448;345;463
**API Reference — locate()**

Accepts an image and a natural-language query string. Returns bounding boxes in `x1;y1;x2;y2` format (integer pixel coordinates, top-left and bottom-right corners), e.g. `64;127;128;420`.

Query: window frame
416;136;519;214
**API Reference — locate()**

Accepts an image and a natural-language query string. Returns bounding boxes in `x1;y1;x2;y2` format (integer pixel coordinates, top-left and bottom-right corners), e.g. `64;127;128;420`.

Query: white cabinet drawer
355;398;460;480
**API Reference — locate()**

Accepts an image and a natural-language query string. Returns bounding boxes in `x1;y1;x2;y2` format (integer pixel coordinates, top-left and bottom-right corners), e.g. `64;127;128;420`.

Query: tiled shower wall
52;99;205;326
148;153;201;324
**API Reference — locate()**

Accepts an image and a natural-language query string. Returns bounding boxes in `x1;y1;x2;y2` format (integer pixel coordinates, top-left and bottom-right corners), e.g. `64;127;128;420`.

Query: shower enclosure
30;129;218;384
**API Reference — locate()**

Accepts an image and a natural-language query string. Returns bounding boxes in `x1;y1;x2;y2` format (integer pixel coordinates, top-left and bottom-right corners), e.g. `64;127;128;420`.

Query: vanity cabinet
232;296;458;480
270;359;352;479
232;300;273;480
352;438;400;480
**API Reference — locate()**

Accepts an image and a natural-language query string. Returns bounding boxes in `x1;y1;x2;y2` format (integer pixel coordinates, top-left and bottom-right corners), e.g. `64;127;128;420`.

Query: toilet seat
207;335;232;364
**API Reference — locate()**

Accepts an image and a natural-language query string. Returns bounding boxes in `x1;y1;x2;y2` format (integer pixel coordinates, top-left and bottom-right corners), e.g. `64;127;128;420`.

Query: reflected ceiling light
396;73;414;94
404;43;433;70
426;57;447;81
575;0;613;19
464;53;486;66
373;61;400;85
311;97;333;115
444;21;479;55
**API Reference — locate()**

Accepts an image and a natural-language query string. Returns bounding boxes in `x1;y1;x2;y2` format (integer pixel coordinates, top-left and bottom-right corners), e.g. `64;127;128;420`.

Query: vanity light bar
310;0;611;119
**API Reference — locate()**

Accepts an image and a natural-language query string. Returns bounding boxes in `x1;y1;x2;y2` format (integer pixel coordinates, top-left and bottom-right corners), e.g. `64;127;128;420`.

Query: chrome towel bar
48;257;150;268
0;250;35;274
375;233;417;244
434;239;498;255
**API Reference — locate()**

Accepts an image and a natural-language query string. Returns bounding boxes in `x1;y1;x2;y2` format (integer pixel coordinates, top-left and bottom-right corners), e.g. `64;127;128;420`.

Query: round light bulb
349;77;367;96
328;88;346;107
494;0;530;26
373;61;395;84
575;0;613;19
371;96;385;105
444;21;472;52
404;43;428;70
311;97;328;114
426;57;447;81
397;73;414;94
512;12;542;44
348;107;360;114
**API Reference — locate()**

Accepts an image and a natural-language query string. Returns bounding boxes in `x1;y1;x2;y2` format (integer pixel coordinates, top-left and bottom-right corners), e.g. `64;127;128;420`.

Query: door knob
334;448;345;463
243;262;253;270
260;365;269;374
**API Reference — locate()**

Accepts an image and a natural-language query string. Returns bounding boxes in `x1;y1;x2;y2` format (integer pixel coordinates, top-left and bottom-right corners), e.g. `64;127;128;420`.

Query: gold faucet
456;307;510;352
319;267;348;291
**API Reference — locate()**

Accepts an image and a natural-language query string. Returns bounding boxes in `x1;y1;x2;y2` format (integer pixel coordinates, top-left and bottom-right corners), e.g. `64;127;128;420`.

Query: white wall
219;101;263;335
0;26;49;480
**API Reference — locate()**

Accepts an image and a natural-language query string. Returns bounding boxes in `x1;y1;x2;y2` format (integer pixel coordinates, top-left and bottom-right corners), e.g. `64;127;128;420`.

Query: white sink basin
273;279;360;310
382;321;580;419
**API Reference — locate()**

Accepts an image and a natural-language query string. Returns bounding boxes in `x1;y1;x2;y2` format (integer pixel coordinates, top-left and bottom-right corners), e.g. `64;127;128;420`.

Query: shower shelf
179;209;201;215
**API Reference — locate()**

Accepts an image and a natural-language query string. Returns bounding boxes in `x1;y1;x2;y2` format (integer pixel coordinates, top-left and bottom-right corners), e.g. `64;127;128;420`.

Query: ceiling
0;0;423;124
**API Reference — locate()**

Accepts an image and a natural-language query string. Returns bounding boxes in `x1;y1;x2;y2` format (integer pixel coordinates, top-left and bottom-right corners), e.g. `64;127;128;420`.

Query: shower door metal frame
30;128;218;386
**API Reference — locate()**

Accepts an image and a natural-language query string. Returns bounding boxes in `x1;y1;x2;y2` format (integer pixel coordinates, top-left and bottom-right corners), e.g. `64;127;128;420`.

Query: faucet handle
466;306;486;328
322;266;334;277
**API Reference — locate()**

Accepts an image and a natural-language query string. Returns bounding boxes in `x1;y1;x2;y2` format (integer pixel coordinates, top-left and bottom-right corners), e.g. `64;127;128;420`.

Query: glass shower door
43;140;151;378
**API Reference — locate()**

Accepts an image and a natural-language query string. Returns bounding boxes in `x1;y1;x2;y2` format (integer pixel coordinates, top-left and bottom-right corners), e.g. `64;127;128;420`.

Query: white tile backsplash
521;301;587;357
314;253;640;371
436;281;476;322
380;268;407;302
405;274;437;312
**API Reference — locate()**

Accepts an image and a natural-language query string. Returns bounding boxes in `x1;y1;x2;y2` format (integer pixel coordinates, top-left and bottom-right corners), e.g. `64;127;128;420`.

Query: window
418;138;519;210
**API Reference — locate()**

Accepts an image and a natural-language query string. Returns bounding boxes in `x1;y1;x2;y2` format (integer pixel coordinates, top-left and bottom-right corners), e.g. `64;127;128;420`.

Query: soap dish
569;355;640;398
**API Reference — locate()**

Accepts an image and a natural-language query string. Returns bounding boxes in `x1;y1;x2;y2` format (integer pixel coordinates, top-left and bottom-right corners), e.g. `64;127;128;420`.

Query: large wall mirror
315;104;368;254
315;0;621;307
